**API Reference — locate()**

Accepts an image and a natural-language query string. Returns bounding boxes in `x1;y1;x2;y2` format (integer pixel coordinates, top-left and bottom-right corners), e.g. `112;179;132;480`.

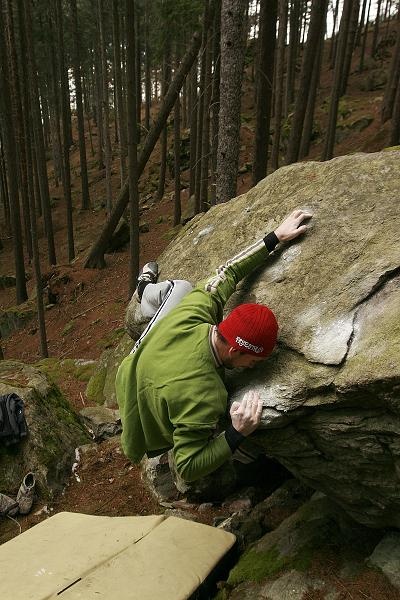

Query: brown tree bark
144;0;151;132
286;0;329;165
271;0;288;171
210;0;221;205
0;0;28;303
71;0;90;210
381;20;400;122
189;59;198;198
56;0;75;261
359;0;372;72
112;0;127;184
156;38;171;202
98;0;112;213
126;0;140;296
372;0;383;55
174;95;181;226
285;0;301;115
323;0;355;161
84;22;206;269
216;0;247;203
24;0;57;265
200;27;213;211
252;0;278;184
389;73;400;144
341;0;361;96
195;1;210;212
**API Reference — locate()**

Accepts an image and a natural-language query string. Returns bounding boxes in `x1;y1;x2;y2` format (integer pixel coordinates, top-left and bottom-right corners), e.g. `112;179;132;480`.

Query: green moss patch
86;367;107;405
36;358;97;385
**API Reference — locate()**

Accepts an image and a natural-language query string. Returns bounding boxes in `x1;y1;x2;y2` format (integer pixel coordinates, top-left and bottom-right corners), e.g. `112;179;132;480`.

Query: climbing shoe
16;472;36;515
136;262;159;301
0;493;18;517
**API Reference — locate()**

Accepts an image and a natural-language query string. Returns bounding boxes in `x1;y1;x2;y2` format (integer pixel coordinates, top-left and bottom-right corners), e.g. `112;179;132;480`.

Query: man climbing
116;210;312;482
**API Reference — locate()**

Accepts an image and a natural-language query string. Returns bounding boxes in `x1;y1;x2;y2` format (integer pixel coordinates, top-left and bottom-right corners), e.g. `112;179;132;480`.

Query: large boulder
156;150;400;528
0;361;90;496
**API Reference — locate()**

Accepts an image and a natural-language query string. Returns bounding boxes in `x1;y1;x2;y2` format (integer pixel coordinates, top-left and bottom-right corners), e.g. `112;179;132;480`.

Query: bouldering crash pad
0;511;236;599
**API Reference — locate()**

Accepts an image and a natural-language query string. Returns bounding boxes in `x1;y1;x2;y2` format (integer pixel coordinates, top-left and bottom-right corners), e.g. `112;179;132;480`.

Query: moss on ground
97;327;125;350
227;542;317;587
86;367;107;404
36;358;96;385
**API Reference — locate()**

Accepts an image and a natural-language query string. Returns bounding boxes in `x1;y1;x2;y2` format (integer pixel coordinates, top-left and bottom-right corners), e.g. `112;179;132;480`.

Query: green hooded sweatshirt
116;237;272;482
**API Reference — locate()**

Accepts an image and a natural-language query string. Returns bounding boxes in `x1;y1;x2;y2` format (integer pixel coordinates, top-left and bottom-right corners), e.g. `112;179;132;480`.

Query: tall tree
285;0;302;115
252;0;278;184
98;0;113;212
341;0;361;95
56;0;75;261
359;0;372;71
156;16;172;202
71;0;90;210
188;59;198;198
286;0;329;165
174;95;181;225
381;20;400;122
200;19;213;211
210;0;221;205
216;0;247;203
372;0;384;55
24;0;57;266
0;0;27;303
323;0;355;161
271;0;288;171
126;0;140;296
112;0;127;184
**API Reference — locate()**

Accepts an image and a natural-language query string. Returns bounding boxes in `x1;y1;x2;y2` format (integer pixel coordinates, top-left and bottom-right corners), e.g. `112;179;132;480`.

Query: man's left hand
274;209;312;242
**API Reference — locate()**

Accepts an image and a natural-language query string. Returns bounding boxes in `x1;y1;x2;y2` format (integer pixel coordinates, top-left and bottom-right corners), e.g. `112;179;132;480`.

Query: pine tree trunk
135;6;142;134
381;21;400;122
0;0;27;303
126;0;140;296
372;0;383;55
98;0;112;212
189;60;198;198
84;24;206;269
4;0;32;259
94;4;105;170
200;28;213;211
299;25;325;158
0;138;11;234
156;40;171;202
216;0;247;204
329;0;340;66
24;0;57;266
71;0;90;210
389;74;400;144
210;0;221;205
285;0;301;115
341;0;361;96
195;2;210;212
56;0;75;261
271;0;288;171
112;0;127;184
359;0;372;71
286;0;329;165
174;95;181;226
252;0;278;184
323;0;355;161
144;0;151;132
355;0;369;46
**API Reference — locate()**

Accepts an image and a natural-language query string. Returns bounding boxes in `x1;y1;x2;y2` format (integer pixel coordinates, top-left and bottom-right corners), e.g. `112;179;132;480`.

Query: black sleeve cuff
263;231;279;253
225;425;246;452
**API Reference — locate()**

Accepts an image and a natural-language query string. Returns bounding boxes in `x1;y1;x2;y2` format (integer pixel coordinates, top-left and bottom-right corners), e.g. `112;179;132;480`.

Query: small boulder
79;406;121;440
0;361;89;496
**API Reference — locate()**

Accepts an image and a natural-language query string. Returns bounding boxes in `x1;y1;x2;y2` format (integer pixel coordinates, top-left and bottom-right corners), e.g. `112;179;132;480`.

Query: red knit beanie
218;303;278;357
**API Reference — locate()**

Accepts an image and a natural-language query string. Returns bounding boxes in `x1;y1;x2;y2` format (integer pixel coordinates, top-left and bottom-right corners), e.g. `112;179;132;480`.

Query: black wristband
225;424;246;452
263;231;279;253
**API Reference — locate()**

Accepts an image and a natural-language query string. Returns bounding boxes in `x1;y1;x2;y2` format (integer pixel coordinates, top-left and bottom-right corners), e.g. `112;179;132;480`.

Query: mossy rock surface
86;333;133;408
0;303;36;339
0;361;90;496
36;358;97;385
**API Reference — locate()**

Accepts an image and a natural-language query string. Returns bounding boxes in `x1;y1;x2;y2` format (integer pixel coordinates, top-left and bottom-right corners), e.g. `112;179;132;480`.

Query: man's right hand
230;390;263;436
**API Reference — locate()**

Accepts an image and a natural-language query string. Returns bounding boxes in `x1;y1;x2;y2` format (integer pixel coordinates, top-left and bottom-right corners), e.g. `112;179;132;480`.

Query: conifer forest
0;0;399;360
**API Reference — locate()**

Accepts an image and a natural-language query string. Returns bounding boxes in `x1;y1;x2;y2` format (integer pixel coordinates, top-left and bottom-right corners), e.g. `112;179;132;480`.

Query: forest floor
0;29;398;598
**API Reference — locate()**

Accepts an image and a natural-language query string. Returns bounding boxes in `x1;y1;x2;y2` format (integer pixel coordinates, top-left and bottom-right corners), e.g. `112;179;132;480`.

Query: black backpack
0;393;28;446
